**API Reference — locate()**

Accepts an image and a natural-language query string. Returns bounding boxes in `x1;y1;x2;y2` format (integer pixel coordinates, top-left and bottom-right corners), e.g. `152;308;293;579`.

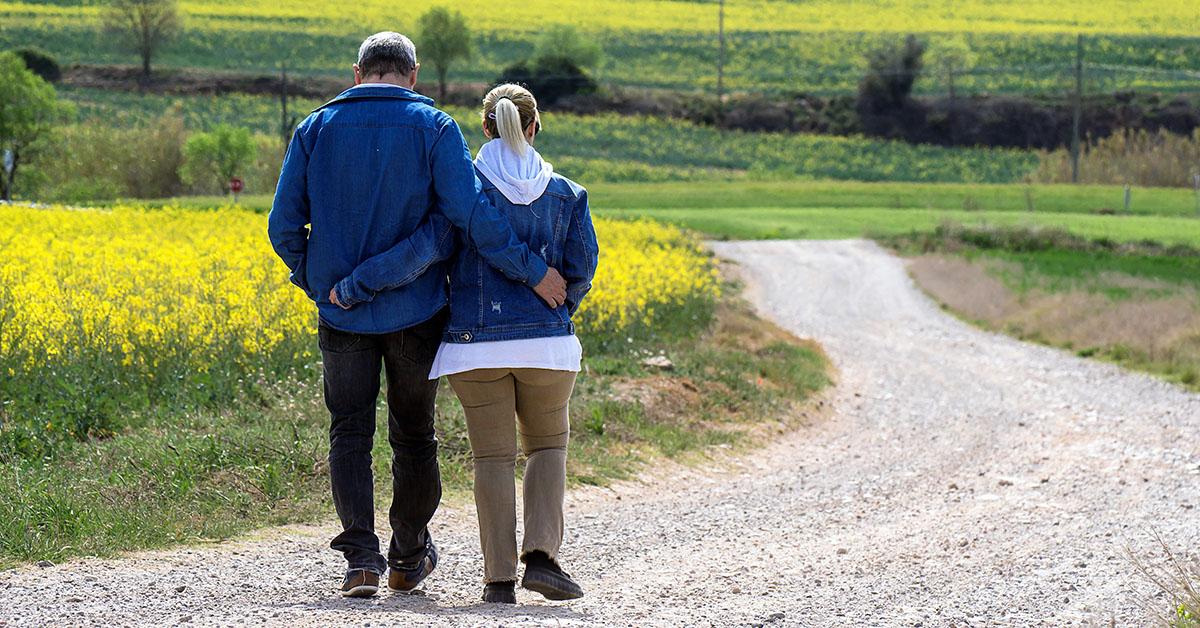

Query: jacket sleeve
332;212;457;308
268;124;313;298
429;117;549;287
562;188;599;316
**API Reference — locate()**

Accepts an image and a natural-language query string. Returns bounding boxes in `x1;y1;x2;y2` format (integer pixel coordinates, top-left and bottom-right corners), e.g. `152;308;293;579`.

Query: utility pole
1070;34;1084;184
717;0;726;109
279;61;295;156
946;62;957;103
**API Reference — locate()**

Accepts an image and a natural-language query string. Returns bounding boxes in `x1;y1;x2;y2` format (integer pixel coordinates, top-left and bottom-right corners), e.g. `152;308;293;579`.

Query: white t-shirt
428;335;583;380
428;139;583;380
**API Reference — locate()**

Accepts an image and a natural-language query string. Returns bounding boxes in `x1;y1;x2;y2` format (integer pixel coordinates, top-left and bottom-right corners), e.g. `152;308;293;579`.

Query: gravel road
3;239;1198;627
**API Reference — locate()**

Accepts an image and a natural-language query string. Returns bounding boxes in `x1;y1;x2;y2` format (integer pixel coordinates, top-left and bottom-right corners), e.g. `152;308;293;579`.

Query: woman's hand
330;287;351;310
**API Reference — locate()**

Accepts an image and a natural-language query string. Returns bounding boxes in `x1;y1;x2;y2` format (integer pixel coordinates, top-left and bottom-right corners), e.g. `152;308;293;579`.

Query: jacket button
461;332;472;342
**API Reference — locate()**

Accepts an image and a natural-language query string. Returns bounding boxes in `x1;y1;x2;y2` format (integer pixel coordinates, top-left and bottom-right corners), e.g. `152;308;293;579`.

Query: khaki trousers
447;367;576;583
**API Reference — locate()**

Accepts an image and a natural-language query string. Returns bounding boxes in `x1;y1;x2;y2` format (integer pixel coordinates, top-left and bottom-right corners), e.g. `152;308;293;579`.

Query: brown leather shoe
388;540;438;593
340;569;380;598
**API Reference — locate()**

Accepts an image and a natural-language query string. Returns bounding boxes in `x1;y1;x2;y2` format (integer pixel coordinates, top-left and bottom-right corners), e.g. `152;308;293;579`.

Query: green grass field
977;248;1200;303
4;0;1199;94
597;181;1200;245
147;180;1200;246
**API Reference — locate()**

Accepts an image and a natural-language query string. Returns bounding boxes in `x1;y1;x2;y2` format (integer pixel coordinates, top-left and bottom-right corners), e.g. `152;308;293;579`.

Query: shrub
1033;128;1200;188
34;107;187;202
181;124;257;194
533;24;603;70
12;47;61;83
496;56;597;107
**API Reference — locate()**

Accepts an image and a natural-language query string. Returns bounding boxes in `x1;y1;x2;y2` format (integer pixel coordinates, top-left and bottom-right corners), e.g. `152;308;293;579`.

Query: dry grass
1034;128;1200;188
609;292;832;438
907;253;1200;388
1128;530;1200;627
909;255;1022;322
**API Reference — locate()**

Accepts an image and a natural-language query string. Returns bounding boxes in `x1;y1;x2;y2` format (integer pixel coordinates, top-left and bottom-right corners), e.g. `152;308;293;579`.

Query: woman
428;84;598;604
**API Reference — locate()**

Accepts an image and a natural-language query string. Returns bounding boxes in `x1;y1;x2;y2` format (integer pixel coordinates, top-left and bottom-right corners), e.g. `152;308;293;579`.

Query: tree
927;35;977;101
496;57;597;107
416;7;471;103
181;125;257;194
102;0;182;80
533;24;602;70
0;53;74;201
856;35;926;139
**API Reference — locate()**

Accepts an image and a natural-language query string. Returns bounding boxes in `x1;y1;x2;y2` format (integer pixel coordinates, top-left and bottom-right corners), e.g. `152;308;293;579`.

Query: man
268;32;567;598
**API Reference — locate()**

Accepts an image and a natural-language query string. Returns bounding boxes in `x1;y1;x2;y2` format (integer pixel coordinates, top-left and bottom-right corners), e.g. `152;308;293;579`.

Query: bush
12;47;61;83
34;108;187;202
533;24;602;70
496;56;597;107
181;124;257;194
247;134;284;197
1033;128;1200;188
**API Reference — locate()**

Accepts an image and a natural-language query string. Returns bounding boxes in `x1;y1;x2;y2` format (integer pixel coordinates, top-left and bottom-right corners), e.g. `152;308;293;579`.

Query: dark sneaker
482;580;517;604
388;540;438;593
521;551;584;601
340;569;380;598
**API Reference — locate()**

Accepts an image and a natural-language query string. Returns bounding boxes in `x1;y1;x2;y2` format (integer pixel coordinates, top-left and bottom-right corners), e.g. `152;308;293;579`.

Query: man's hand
533;267;567;308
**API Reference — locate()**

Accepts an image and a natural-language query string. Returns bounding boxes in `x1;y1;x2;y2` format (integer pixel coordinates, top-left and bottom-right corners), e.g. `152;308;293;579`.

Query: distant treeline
553;87;1200;152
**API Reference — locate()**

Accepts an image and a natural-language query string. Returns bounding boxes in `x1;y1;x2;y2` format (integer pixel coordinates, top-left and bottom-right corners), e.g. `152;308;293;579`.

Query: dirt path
4;239;1198;627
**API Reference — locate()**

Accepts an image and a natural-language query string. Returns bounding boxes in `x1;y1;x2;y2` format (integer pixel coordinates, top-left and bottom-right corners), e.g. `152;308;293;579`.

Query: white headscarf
474;138;554;206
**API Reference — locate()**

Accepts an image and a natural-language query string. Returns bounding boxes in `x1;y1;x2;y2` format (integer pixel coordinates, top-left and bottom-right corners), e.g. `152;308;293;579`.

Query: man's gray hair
357;32;418;78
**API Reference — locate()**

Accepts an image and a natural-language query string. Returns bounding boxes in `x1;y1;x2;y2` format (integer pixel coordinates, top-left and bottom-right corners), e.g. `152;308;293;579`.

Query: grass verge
0;276;829;568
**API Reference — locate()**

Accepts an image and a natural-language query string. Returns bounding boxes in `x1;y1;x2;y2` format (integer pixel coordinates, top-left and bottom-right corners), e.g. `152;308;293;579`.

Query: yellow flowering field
4;0;1196;37
3;0;1196;93
0;205;719;455
576;219;720;336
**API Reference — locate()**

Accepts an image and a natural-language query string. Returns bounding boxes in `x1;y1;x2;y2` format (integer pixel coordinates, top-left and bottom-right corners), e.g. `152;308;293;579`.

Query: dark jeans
319;308;447;575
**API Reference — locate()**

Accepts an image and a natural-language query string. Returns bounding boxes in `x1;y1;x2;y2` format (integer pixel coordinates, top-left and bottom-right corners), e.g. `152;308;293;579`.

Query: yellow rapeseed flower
0;206;719;389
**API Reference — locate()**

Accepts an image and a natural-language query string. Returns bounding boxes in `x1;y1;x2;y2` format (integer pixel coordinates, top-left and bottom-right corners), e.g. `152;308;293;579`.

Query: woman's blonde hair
482;83;539;156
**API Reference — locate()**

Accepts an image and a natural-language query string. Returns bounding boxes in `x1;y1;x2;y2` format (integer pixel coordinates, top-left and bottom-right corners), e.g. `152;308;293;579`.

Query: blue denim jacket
267;85;549;335
334;170;599;344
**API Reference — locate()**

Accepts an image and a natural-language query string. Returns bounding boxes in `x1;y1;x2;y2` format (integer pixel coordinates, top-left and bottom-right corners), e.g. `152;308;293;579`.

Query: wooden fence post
1193;172;1200;216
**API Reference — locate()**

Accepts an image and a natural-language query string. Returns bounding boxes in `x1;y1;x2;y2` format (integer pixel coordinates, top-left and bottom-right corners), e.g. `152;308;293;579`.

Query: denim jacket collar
314;85;434;113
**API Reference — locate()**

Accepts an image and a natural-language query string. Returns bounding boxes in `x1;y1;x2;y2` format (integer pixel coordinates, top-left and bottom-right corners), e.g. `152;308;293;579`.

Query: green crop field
61;88;1040;185
4;0;1198;94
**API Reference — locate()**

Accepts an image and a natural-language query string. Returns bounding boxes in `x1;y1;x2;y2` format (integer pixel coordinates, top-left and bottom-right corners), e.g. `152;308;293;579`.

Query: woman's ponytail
493;97;528;156
482;84;539;156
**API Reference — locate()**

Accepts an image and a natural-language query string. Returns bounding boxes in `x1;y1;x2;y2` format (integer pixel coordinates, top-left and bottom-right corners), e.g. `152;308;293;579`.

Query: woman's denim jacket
333;169;599;344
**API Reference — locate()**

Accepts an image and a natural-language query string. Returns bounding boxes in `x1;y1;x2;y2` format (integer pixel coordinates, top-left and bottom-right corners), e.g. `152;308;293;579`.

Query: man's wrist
525;256;549;287
335;276;369;308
